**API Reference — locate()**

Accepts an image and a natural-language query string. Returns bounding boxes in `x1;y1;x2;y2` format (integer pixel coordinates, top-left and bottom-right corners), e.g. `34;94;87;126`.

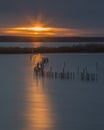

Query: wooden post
81;72;84;80
70;72;72;80
67;72;69;80
86;73;90;81
55;72;58;79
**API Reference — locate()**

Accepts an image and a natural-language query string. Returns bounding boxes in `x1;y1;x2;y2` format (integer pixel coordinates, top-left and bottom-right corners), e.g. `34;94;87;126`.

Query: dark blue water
0;42;88;48
0;54;104;130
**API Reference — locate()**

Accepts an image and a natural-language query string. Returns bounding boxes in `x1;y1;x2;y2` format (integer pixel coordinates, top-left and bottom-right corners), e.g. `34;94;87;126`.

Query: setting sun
28;27;51;31
15;26;51;32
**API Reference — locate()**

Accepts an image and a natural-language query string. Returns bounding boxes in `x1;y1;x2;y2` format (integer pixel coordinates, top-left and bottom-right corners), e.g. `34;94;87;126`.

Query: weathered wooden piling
55;72;58;79
86;73;90;81
34;61;99;82
81;72;85;80
91;73;95;81
60;72;64;80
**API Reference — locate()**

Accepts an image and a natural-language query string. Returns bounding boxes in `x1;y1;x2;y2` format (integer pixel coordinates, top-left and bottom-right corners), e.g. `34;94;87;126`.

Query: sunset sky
0;0;104;36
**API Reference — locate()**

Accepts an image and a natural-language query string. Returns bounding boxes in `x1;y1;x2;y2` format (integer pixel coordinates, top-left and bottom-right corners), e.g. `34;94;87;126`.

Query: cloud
0;0;104;35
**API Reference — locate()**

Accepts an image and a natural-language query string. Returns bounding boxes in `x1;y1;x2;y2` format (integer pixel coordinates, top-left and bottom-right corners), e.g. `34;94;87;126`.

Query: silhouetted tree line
0;43;104;54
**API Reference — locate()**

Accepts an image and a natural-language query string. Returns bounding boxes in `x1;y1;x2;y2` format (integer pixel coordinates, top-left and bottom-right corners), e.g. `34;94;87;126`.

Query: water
0;42;73;48
0;42;94;48
0;53;104;130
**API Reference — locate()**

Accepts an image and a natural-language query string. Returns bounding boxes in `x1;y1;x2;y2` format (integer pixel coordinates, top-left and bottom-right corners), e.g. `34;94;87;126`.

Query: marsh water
0;53;104;130
0;42;90;48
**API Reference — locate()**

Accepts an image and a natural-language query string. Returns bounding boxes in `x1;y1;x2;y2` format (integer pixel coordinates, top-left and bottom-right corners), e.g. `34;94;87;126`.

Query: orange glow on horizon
0;20;82;36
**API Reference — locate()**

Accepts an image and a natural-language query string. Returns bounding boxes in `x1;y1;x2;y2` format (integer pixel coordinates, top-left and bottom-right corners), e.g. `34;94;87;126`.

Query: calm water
0;42;93;48
0;53;104;130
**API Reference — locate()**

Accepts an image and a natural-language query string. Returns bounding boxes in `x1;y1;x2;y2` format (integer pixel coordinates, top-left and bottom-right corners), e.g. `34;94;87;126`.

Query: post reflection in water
24;72;55;130
32;42;42;48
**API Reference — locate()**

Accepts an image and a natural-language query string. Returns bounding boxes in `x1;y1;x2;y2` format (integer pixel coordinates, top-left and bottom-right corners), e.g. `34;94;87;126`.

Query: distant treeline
0;36;104;42
0;43;104;54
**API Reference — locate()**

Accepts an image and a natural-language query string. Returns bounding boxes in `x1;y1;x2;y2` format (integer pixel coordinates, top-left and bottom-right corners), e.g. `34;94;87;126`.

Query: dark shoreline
0;36;104;54
0;44;104;54
0;36;104;42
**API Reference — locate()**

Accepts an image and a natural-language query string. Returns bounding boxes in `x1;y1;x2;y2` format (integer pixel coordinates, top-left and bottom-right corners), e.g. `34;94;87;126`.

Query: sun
27;26;51;32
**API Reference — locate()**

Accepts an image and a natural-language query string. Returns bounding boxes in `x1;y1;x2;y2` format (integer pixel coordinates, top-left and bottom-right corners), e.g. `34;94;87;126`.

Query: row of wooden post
34;68;98;81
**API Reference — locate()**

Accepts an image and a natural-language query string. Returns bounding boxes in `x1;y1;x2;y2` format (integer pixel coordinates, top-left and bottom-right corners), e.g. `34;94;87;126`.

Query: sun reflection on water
24;67;55;130
31;42;42;48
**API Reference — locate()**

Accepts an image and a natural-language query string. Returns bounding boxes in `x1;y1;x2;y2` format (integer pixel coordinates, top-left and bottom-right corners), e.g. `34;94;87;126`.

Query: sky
0;0;104;36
